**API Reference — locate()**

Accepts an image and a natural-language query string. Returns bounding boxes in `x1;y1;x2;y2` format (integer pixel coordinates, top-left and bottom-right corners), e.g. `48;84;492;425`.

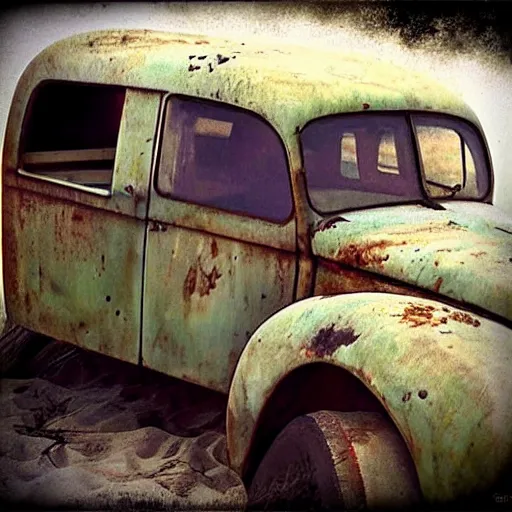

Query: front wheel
248;411;422;510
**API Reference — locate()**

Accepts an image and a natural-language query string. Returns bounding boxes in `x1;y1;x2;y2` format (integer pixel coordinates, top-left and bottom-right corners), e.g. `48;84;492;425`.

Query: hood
312;202;512;322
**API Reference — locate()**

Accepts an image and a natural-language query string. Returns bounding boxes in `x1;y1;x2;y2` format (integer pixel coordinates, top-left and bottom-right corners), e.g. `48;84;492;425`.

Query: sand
0;327;247;510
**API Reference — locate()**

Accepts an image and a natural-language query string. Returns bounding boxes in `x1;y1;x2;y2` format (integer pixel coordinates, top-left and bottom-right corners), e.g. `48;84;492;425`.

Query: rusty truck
2;29;512;509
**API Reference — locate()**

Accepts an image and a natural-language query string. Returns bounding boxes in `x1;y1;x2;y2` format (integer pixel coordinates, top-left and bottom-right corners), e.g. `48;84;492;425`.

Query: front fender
227;292;512;503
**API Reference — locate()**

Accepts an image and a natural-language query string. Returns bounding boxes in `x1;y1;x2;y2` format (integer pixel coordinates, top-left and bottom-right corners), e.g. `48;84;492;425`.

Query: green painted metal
4;29;479;173
3;187;144;363
142;228;295;393
2;90;161;362
227;293;512;503
312;202;512;322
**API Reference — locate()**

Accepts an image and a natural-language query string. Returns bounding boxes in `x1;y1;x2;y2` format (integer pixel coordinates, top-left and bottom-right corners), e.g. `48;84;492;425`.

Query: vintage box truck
2;29;512;509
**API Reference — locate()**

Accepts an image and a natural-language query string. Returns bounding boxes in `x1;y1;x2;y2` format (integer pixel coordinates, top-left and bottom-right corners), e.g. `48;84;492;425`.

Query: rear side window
156;96;293;223
20;81;126;193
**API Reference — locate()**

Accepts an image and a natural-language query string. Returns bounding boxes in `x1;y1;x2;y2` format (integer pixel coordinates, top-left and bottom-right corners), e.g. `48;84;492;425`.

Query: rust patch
470;251;487;257
197;266;222;297
71;211;84;222
400;302;481;328
183;266;197;301
402;391;412;402
211;239;219;259
448;311;481;327
305;324;360;358
433;277;443;293
400;302;447;328
336;240;405;267
315;261;429;299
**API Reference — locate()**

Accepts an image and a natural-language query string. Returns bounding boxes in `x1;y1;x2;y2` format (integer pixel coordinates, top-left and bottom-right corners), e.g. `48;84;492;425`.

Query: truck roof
16;29;478;140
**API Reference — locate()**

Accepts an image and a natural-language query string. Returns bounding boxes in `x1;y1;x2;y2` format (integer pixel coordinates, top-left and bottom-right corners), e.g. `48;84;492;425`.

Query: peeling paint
336;241;402;267
228;293;512;504
305;324;360;357
399;302;481;328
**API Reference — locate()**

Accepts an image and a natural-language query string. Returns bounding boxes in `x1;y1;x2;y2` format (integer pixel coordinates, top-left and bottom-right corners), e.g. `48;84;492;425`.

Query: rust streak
433;277;443;293
306;324;360;358
210;239;219;259
183;266;197;301
197;265;222;297
336;240;405;267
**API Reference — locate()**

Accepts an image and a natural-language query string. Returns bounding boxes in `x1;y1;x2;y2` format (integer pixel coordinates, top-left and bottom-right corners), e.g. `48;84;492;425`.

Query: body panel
312;203;512;322
3;189;144;362
142;213;296;393
227;293;512;503
2;90;160;361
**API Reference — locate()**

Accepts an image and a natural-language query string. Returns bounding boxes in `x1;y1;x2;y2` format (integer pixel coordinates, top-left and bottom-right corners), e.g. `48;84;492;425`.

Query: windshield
301;113;491;213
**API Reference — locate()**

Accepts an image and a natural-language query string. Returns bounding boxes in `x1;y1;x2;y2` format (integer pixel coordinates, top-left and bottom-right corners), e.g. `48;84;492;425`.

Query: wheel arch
239;361;398;486
226;292;512;504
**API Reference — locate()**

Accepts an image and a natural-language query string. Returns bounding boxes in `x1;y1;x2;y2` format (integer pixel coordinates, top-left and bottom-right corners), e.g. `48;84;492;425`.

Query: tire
248;411;422;511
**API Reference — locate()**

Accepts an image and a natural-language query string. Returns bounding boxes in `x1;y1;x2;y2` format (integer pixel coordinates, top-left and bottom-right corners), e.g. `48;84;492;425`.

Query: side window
377;131;399;175
157;97;293;223
20;81;126;193
339;133;360;179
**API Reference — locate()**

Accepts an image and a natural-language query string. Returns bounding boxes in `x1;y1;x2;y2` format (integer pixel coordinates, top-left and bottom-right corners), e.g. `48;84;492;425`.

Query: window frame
299;110;493;216
153;94;295;225
17;79;127;197
301;111;423;215
410;112;492;202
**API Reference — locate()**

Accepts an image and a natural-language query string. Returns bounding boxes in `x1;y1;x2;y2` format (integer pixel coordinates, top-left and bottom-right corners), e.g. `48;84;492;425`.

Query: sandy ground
0;326;247;510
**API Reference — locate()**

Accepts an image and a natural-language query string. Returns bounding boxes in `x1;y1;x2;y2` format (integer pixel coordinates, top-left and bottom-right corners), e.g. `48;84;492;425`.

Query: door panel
3;190;145;362
2;88;161;363
143;227;295;393
142;95;297;392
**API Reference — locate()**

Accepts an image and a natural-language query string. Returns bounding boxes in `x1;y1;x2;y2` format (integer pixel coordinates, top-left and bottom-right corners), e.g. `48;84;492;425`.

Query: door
142;95;297;393
3;84;161;364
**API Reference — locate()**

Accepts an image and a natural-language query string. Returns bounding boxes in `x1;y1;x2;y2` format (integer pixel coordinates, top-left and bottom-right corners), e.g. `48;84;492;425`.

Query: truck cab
3;29;511;509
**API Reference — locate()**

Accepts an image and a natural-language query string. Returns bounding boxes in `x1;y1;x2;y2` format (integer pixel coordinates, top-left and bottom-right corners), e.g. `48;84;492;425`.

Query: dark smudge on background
293;1;512;61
